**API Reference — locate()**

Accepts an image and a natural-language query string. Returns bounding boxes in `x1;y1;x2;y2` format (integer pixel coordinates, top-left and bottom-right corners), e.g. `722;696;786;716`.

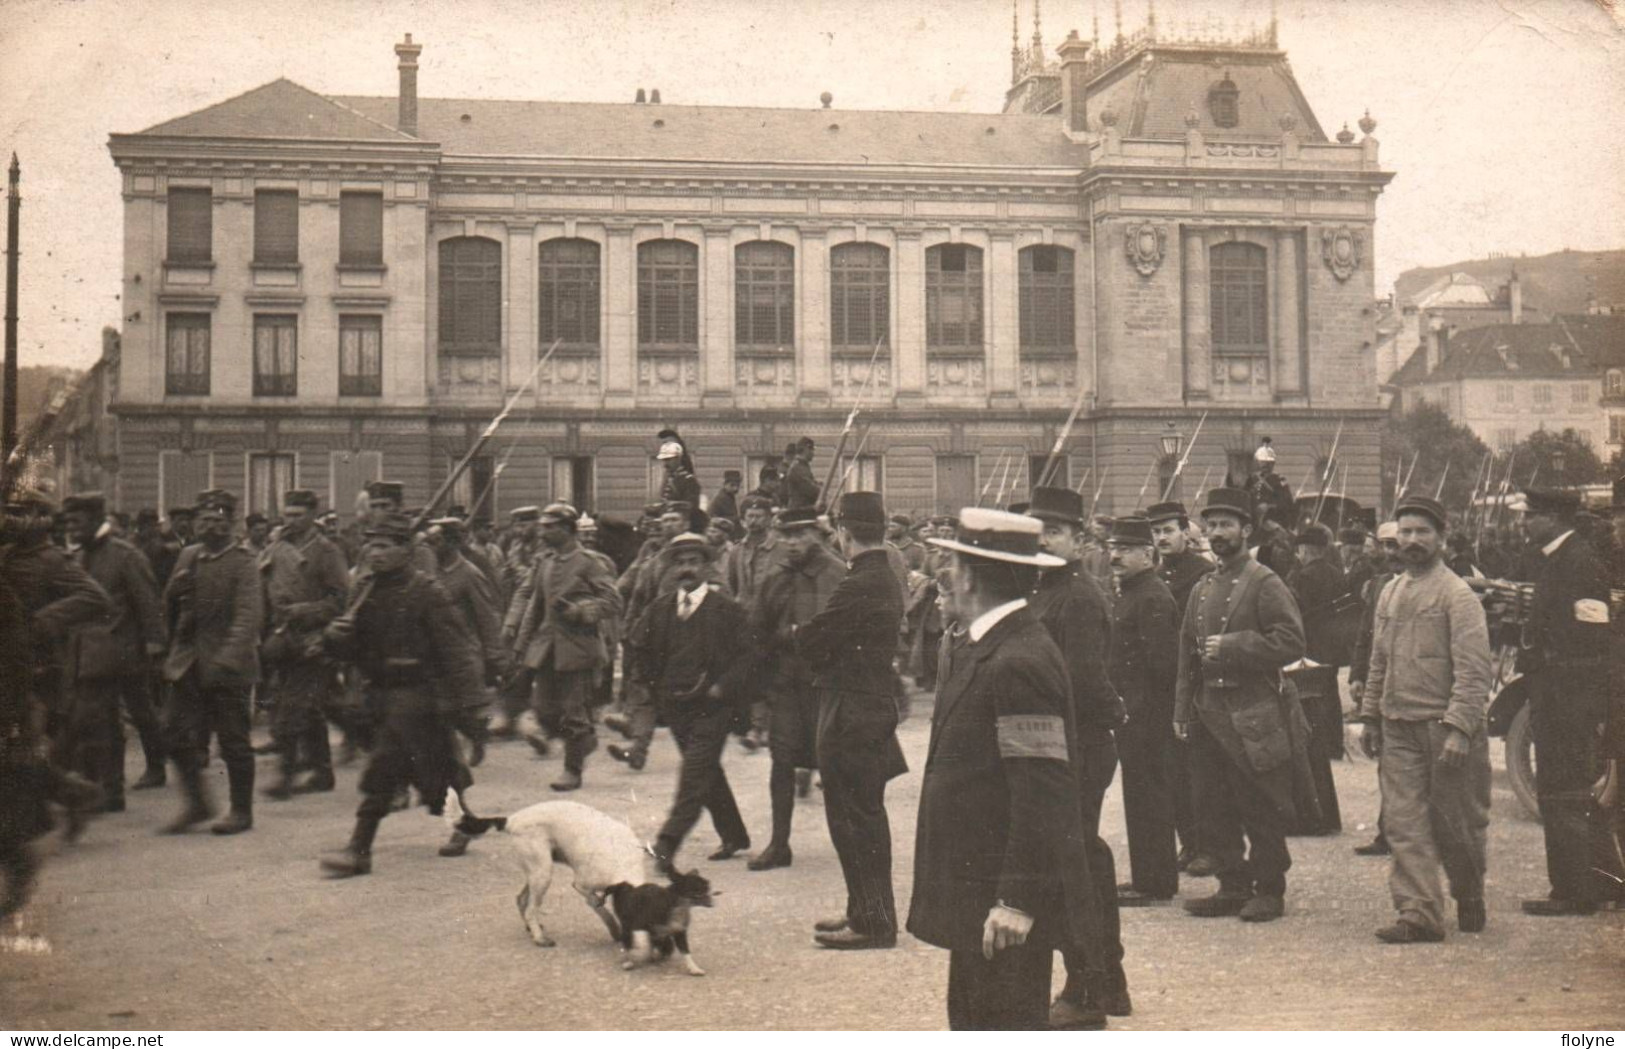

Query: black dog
607;868;714;976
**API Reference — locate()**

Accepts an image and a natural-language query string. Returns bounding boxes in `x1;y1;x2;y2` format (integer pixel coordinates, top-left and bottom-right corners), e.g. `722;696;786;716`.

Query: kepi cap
1107;516;1155;546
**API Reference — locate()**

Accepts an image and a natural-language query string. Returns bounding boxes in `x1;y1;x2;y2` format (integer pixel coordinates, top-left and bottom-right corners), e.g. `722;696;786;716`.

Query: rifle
1433;459;1451;500
816;338;884;511
1135;458;1158;506
977;449;1010;508
341;340;559;616
831;424;873;503
995;451;1018;509
1087;466;1110;522
1159;410;1208;501
1037;383;1090;488
1311;418;1345;528
1194;464;1214;500
1073;467;1092;496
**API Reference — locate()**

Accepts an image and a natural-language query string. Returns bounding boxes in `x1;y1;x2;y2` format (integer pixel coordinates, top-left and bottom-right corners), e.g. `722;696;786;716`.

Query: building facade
106;16;1391;521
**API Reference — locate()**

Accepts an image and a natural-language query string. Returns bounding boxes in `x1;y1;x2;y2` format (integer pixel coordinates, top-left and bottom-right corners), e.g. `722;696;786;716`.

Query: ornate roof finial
1114;0;1123;41
1011;0;1021;84
1032;0;1043;50
1269;0;1279;46
1147;0;1156;39
1336;123;1356;144
1358;109;1377;136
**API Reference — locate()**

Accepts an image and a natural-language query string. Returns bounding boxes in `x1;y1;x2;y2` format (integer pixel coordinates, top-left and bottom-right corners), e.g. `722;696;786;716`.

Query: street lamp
1160;423;1183;462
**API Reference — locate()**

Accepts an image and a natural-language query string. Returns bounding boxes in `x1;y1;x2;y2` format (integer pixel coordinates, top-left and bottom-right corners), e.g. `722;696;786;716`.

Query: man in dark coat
1286;522;1346;833
1147;500;1214;872
632;533;759;870
1518;488;1616;915
160;489;263;836
656;437;702;507
910;508;1099;1030
1107;516;1182;904
710;470;742;524
259;489;349;800
318;512;490;878
782;436;821;509
1023;486;1125;1026
1175;487;1310;923
748;506;847;869
796;491;907;949
60;492;168;808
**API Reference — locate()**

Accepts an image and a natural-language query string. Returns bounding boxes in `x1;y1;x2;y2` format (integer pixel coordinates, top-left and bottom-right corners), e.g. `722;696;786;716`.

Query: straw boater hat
927;507;1064;568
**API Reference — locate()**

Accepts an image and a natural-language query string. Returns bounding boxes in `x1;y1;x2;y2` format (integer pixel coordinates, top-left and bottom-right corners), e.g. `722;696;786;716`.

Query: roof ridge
135;77;417;140
327;92;1043;121
133;76;306;135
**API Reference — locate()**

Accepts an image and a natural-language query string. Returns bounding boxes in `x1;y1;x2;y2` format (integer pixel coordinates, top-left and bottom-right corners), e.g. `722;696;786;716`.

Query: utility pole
3;154;20;465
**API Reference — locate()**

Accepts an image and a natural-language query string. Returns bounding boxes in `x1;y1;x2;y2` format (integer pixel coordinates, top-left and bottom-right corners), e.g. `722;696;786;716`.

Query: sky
1;0;1622;369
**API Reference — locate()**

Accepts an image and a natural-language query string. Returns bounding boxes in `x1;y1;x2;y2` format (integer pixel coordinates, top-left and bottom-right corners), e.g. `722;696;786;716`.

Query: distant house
1379;270;1543;387
1389;315;1624;453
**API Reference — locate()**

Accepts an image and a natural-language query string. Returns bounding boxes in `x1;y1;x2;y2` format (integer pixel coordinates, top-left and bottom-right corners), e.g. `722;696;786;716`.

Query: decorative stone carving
1358;109;1377;136
1124;222;1167;277
438;355;501;389
637;354;700;393
735;355;795;388
831;356;892;390
1205;143;1280;158
1336;123;1356;144
1320;226;1363;281
1019;360;1078;390
926;356;986;388
540;352;601;388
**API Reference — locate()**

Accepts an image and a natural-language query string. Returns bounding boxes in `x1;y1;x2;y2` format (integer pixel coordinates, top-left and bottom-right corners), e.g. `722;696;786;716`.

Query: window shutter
167;188;212;263
340;192;384;266
253;190;299;264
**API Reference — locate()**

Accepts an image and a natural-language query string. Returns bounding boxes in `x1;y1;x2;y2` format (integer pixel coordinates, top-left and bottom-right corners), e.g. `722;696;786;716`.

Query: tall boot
320;815;380;877
262;747;296;801
551;734;592;792
159;763;215;835
212;762;255;835
749;762;795;870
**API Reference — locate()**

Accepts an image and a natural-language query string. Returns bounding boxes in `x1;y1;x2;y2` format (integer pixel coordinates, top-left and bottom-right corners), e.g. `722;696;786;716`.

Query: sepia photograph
1;0;1622;1033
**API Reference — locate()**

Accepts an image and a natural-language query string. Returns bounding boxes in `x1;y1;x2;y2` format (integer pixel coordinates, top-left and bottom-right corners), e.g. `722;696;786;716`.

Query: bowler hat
1143;501;1188;525
1107;516;1155;546
775;506;825;532
833;491;886;527
928;507;1064;568
1522;487;1580;517
62;492;107;517
1394;492;1450;531
283;488;319;510
1200;487;1253;524
1294;523;1333;548
365;480;405;503
1026;486;1084;527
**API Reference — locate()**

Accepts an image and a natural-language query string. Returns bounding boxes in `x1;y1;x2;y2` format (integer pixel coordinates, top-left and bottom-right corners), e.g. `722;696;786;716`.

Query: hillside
1394;248;1625;314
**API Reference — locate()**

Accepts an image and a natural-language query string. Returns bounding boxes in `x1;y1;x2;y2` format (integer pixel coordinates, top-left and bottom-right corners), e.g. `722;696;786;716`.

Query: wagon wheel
1505;704;1540;821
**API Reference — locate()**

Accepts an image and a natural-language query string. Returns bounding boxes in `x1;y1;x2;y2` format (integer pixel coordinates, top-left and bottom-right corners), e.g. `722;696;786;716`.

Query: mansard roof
1083;44;1329;141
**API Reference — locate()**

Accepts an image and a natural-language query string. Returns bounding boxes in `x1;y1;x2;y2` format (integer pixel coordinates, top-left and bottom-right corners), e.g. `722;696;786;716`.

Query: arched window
1208;75;1240;129
439;237;502;355
830;243;889;351
1210;242;1268;352
637;239;699;348
926;243;984;351
735;241;795;348
538;238;601;348
1019;245;1074;352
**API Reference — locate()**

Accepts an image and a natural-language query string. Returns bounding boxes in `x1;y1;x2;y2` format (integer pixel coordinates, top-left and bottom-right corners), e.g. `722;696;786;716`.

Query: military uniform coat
907;606;1097;960
162;542;262;689
1157;548;1214;627
70;529;166;681
259;529;348;661
508;543;621;672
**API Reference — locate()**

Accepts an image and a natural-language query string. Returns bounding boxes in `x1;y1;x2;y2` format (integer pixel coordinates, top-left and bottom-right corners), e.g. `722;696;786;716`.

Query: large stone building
106;13;1391;520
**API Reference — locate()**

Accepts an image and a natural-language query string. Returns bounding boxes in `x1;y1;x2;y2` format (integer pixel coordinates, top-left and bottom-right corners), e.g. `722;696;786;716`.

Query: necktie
678;591;695;621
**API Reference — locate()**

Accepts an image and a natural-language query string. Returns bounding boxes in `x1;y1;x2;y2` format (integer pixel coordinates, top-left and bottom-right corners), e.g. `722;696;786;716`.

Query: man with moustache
747;506;849;870
1348;521;1404;857
1175;488;1309;923
1358;494;1493;942
1146;501;1214;872
722;493;782;752
1022;486;1124;1026
633;533;758;870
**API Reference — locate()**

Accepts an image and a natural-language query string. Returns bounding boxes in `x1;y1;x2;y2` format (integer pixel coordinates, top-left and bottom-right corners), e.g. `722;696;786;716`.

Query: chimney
1509;268;1522;324
1057;30;1092;139
650;88;661;104
1426;318;1443;374
394;34;422;135
635;88;646;104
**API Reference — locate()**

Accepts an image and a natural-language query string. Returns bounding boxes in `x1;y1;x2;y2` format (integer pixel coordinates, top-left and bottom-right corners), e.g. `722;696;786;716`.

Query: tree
1506;427;1608;490
1381;404;1491;520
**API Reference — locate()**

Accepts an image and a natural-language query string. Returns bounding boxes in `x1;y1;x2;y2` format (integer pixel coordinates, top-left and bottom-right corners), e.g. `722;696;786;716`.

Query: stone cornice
108;133;441;173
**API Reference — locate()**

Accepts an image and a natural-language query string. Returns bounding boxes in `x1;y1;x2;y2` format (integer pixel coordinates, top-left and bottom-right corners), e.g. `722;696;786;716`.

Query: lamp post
1159;423;1183;462
1551;448;1566;489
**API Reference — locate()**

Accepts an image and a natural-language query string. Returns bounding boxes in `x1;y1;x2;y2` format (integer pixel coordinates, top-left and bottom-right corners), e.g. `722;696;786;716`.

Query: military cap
167;506;195;520
708;517;736;539
1522;487;1580;517
445;504;468;519
283;489;319;510
510;505;542;522
1293;523;1334;548
1200;487;1253;524
363;511;415;541
1394;492;1450;531
1143;501;1188;525
1026;485;1085;527
365;480;405;503
930;514;958;528
135;508;159;524
928;507;1064;568
1254;438;1277;464
62;492;107;517
538;502;579;527
663;500;694;516
739;494;774;514
796;436;816;449
196;489;237;516
578;514;599;532
775;506;826;532
428;515;466;533
1337;527;1367;545
641;501;667;518
723;470;743;483
1107;516;1155;546
889;513;913;528
665;531;717;561
245;512;269;528
833;491;886;527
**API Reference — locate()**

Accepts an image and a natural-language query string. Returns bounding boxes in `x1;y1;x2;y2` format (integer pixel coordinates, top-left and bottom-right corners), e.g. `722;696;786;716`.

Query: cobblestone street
3;694;1622;1030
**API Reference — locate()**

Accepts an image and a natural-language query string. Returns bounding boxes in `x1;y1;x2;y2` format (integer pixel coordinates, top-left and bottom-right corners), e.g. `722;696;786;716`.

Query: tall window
253;314;298;396
735;241;794;348
1019;245;1074;352
538;238;601;348
165;313;211;395
166;187;212;263
637;239;699;348
926;244;984;351
1496;384;1515;405
448;454;493;513
1611;416;1625;444
248;453;296;518
1210;243;1268;353
439;237;502;355
1533;384;1552;407
340;192;384;266
552;456;594;513
253;190;298;265
1573;383;1591;406
1607;370;1625;398
339;315;382;396
830;243;889;351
